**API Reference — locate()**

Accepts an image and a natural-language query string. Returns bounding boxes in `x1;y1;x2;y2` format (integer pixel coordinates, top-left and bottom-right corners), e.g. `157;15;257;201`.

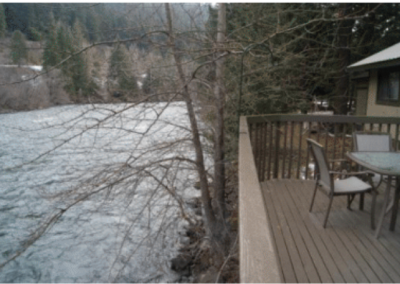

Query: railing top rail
246;114;400;124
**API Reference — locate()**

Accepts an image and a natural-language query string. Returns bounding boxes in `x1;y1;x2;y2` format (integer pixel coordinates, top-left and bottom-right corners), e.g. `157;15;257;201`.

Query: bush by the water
0;66;70;111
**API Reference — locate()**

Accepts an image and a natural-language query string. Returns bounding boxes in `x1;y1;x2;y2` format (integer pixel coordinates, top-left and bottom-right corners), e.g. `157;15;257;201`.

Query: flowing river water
0;102;202;282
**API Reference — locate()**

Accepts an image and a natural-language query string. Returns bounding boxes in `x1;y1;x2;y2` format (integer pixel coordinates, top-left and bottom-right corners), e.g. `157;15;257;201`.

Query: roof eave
348;58;400;72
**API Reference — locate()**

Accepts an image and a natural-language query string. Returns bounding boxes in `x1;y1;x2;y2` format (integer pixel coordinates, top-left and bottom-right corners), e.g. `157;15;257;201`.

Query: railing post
260;122;268;182
255;123;260;179
305;122;312;179
267;122;273;180
341;124;347;160
274;122;280;179
288;121;294;179
282;122;288;178
296;122;303;179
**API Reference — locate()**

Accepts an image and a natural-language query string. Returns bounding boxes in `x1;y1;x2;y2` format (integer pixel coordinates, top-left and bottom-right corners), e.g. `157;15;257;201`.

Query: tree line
218;3;400;119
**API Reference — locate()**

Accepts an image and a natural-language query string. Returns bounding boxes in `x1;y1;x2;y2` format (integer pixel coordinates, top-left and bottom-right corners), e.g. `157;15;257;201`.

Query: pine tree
64;20;97;98
28;27;41;41
56;25;73;62
10;30;27;66
108;43;137;98
43;14;60;69
86;10;99;42
0;4;7;38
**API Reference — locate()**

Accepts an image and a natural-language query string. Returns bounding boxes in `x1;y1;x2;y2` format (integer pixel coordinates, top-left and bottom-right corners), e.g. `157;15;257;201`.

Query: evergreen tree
0;4;6;38
28;27;41;41
10;30;27;66
56;25;73;61
86;10;99;42
63;20;97;98
108;43;137;98
43;14;60;69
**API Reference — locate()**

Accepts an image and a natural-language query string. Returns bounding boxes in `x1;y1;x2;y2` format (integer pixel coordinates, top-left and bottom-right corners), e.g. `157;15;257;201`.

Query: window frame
376;66;400;106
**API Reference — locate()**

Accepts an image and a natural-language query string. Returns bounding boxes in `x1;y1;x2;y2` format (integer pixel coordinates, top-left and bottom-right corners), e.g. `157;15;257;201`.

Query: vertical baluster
387;124;392;151
267;122;273;180
350;123;356;170
250;123;255;155
379;123;383;132
274;122;281;179
351;123;355;150
249;123;253;147
311;122;320;179
260;122;268;182
332;124;338;169
258;123;263;181
324;123;329;149
288;122;294;179
305;122;312;179
296;122;303;179
396;124;400;151
259;123;264;178
255;123;260;179
282;122;288;178
341;124;347;160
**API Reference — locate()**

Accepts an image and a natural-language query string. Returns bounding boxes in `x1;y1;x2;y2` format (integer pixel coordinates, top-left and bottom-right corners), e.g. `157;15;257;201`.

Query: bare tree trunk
164;3;215;230
213;3;227;222
164;3;230;256
334;3;352;115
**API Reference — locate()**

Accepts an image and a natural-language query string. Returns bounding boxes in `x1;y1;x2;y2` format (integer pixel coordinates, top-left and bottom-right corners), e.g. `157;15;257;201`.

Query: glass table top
349;152;400;175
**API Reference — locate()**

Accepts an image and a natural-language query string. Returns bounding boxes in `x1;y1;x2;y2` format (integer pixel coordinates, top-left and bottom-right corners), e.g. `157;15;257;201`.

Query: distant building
348;42;400;117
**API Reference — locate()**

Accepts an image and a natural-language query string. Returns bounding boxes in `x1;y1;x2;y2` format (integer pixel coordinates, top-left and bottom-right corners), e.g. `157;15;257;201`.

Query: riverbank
172;165;239;283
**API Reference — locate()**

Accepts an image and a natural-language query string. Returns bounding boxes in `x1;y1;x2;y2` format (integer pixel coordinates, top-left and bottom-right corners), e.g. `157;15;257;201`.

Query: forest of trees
2;3;399;112
2;3;400;282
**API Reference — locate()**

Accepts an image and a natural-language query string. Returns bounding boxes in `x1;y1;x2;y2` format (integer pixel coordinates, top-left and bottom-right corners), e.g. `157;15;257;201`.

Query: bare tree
0;3;235;282
164;3;231;260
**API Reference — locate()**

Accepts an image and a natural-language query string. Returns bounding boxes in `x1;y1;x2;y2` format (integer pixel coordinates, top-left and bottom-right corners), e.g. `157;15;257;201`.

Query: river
0;102;202;282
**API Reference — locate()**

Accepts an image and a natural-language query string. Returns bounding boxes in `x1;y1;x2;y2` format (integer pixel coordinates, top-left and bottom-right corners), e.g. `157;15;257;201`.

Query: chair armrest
329;171;372;176
328;158;348;163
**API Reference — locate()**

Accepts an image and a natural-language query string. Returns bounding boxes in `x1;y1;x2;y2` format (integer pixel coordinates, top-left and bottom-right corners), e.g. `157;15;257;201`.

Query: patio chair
353;131;395;206
307;138;377;229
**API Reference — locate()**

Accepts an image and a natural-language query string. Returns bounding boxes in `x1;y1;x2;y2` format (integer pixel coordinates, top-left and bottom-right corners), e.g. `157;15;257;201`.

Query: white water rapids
0;102;203;282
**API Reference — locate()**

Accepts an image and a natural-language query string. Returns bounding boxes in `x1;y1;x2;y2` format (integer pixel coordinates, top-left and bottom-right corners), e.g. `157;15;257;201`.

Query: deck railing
246;114;400;182
239;117;281;283
238;114;400;282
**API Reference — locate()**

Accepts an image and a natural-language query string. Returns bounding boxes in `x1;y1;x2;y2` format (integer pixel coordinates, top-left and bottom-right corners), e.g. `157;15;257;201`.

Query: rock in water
171;256;192;277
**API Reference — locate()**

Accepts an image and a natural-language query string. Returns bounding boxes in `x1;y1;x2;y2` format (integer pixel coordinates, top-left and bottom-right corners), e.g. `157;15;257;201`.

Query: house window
377;69;400;103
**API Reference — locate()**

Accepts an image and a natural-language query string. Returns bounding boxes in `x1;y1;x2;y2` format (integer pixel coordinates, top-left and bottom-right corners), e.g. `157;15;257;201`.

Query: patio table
347;151;400;238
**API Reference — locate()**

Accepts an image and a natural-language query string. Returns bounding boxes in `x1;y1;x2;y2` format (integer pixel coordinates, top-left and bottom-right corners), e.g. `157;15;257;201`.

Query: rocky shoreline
171;172;239;283
0;108;16;114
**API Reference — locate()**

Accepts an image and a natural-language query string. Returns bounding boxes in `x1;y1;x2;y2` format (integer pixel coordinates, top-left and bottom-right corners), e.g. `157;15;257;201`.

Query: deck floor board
261;179;400;283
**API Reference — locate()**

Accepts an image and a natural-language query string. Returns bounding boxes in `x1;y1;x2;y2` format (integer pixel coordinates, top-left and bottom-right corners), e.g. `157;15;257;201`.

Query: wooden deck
261;179;400;283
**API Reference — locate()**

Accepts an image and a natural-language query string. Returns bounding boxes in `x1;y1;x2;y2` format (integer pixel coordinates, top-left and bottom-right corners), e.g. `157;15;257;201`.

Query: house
348;42;400;117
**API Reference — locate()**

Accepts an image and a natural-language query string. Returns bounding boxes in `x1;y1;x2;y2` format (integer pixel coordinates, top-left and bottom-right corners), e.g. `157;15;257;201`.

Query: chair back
353;132;393;152
307;139;333;190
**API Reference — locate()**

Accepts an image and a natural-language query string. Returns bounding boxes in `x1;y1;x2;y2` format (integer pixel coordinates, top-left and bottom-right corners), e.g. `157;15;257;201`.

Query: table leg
390;177;400;231
375;176;392;238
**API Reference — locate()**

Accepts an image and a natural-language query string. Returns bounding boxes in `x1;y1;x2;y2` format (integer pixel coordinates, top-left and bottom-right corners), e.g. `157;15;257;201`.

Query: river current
0;102;201;282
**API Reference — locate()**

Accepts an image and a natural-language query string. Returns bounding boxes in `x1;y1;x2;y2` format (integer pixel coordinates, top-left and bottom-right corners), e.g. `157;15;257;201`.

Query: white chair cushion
334;177;371;194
